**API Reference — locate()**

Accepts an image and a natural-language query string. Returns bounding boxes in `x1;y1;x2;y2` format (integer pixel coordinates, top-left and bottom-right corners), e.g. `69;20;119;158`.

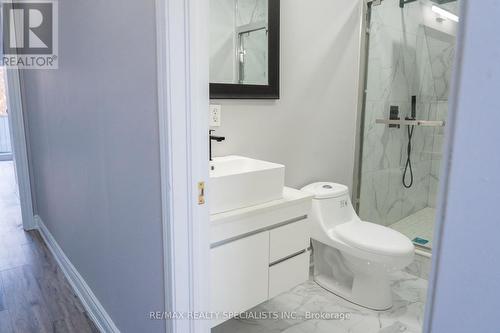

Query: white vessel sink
209;156;285;214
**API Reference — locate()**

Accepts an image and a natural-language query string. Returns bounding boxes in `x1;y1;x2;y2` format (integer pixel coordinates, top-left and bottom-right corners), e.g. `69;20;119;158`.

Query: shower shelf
376;119;445;127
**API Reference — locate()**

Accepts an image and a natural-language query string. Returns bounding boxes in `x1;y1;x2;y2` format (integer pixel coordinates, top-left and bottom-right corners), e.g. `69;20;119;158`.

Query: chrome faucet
209;130;225;161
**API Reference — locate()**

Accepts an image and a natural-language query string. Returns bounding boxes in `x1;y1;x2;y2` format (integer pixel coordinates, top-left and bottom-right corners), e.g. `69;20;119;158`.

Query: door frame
4;66;36;231
154;0;468;332
155;0;211;332
2;0;36;231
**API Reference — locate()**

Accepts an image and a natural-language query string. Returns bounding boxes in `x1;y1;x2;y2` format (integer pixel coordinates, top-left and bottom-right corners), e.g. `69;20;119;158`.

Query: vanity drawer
268;251;310;299
211;231;270;327
269;218;309;263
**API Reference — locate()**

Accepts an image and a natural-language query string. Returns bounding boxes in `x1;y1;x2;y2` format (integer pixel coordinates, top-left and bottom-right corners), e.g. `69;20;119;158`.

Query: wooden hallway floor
0;161;99;333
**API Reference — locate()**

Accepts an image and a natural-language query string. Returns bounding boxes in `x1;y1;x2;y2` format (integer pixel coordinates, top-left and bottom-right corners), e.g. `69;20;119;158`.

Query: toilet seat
334;221;413;257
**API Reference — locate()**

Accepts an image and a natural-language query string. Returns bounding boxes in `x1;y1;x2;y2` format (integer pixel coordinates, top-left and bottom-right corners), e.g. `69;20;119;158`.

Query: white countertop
210;187;313;223
210;187;313;245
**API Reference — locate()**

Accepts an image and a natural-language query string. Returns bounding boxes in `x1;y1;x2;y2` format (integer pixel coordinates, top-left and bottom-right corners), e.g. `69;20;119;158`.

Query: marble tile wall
210;0;268;84
210;0;237;83
359;0;456;226
236;0;268;85
236;0;267;26
428;101;449;207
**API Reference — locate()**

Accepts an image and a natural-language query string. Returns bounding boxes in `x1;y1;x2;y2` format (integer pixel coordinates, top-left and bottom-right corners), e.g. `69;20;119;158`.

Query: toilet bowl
301;182;414;311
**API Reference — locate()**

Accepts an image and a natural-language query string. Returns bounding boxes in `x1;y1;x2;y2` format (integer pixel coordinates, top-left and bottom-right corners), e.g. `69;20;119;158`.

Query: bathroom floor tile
212;271;427;333
390;207;435;249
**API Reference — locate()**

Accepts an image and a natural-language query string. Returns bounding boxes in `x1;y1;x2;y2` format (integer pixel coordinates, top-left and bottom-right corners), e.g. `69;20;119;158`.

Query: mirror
209;0;280;99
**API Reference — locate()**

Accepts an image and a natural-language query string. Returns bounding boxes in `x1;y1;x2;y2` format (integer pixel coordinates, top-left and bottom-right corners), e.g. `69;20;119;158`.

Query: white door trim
155;0;210;332
2;0;36;231
4;67;36;231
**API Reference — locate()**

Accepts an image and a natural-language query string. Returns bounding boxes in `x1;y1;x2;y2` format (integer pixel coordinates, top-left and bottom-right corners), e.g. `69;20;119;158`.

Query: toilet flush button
322;185;333;189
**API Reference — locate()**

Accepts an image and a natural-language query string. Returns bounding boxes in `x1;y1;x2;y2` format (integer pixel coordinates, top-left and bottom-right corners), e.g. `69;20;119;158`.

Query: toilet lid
334;221;414;257
301;182;349;199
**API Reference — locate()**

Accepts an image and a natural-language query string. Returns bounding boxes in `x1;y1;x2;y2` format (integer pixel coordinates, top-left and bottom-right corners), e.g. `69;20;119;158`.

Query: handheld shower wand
403;95;417;188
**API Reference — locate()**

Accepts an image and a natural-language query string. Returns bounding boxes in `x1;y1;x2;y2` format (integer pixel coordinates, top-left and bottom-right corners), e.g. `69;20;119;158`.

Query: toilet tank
301;182;359;229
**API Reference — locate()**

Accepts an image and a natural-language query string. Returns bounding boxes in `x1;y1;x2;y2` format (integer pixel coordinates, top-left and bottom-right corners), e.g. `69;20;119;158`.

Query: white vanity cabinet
210;232;270;321
210;187;312;327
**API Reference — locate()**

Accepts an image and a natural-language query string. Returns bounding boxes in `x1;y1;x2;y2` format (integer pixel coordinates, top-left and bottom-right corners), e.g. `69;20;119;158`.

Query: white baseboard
35;215;120;333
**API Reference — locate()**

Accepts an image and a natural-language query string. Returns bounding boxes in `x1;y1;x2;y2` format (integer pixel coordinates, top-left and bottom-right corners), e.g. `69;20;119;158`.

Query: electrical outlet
209;104;221;127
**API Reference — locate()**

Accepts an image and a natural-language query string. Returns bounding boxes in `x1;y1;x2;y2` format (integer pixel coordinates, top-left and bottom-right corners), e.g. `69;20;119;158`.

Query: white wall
211;0;363;190
426;1;500;332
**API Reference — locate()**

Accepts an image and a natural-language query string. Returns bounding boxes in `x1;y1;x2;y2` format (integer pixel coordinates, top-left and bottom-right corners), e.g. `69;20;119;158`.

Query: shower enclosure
356;0;459;252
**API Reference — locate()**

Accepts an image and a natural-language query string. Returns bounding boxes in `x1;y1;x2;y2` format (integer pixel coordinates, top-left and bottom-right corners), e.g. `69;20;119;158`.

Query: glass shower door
238;28;268;85
357;0;459;252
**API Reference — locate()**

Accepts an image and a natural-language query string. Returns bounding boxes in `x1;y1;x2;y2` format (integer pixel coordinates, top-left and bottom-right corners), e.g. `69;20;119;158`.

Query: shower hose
402;124;415;188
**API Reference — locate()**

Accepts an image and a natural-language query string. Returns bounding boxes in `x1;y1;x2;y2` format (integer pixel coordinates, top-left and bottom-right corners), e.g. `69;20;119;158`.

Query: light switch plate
209;104;221;127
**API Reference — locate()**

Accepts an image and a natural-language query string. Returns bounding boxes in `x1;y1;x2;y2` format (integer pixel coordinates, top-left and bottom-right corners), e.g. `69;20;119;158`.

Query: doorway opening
0;65;23;236
0;67;12;162
0;65;32;268
0;61;36;242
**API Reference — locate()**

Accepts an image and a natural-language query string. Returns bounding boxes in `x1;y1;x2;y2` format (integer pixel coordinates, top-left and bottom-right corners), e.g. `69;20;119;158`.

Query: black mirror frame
210;0;280;100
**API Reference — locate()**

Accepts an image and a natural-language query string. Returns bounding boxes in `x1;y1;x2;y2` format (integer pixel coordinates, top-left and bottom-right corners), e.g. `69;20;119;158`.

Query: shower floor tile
390;207;436;250
212;271;427;333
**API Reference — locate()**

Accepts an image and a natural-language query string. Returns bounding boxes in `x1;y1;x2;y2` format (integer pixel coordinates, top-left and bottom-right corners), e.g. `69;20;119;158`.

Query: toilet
301;182;414;311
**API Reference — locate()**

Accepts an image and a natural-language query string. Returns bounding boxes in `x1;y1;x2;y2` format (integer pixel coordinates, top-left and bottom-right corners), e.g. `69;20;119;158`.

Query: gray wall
427;1;500;332
21;0;165;331
211;0;362;190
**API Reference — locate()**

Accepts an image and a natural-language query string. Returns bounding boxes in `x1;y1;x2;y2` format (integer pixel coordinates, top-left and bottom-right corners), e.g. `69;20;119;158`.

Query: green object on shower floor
412;237;429;245
390;208;435;250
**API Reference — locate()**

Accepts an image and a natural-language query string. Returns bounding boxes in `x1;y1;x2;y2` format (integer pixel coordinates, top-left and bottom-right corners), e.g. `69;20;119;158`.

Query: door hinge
198;181;205;205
